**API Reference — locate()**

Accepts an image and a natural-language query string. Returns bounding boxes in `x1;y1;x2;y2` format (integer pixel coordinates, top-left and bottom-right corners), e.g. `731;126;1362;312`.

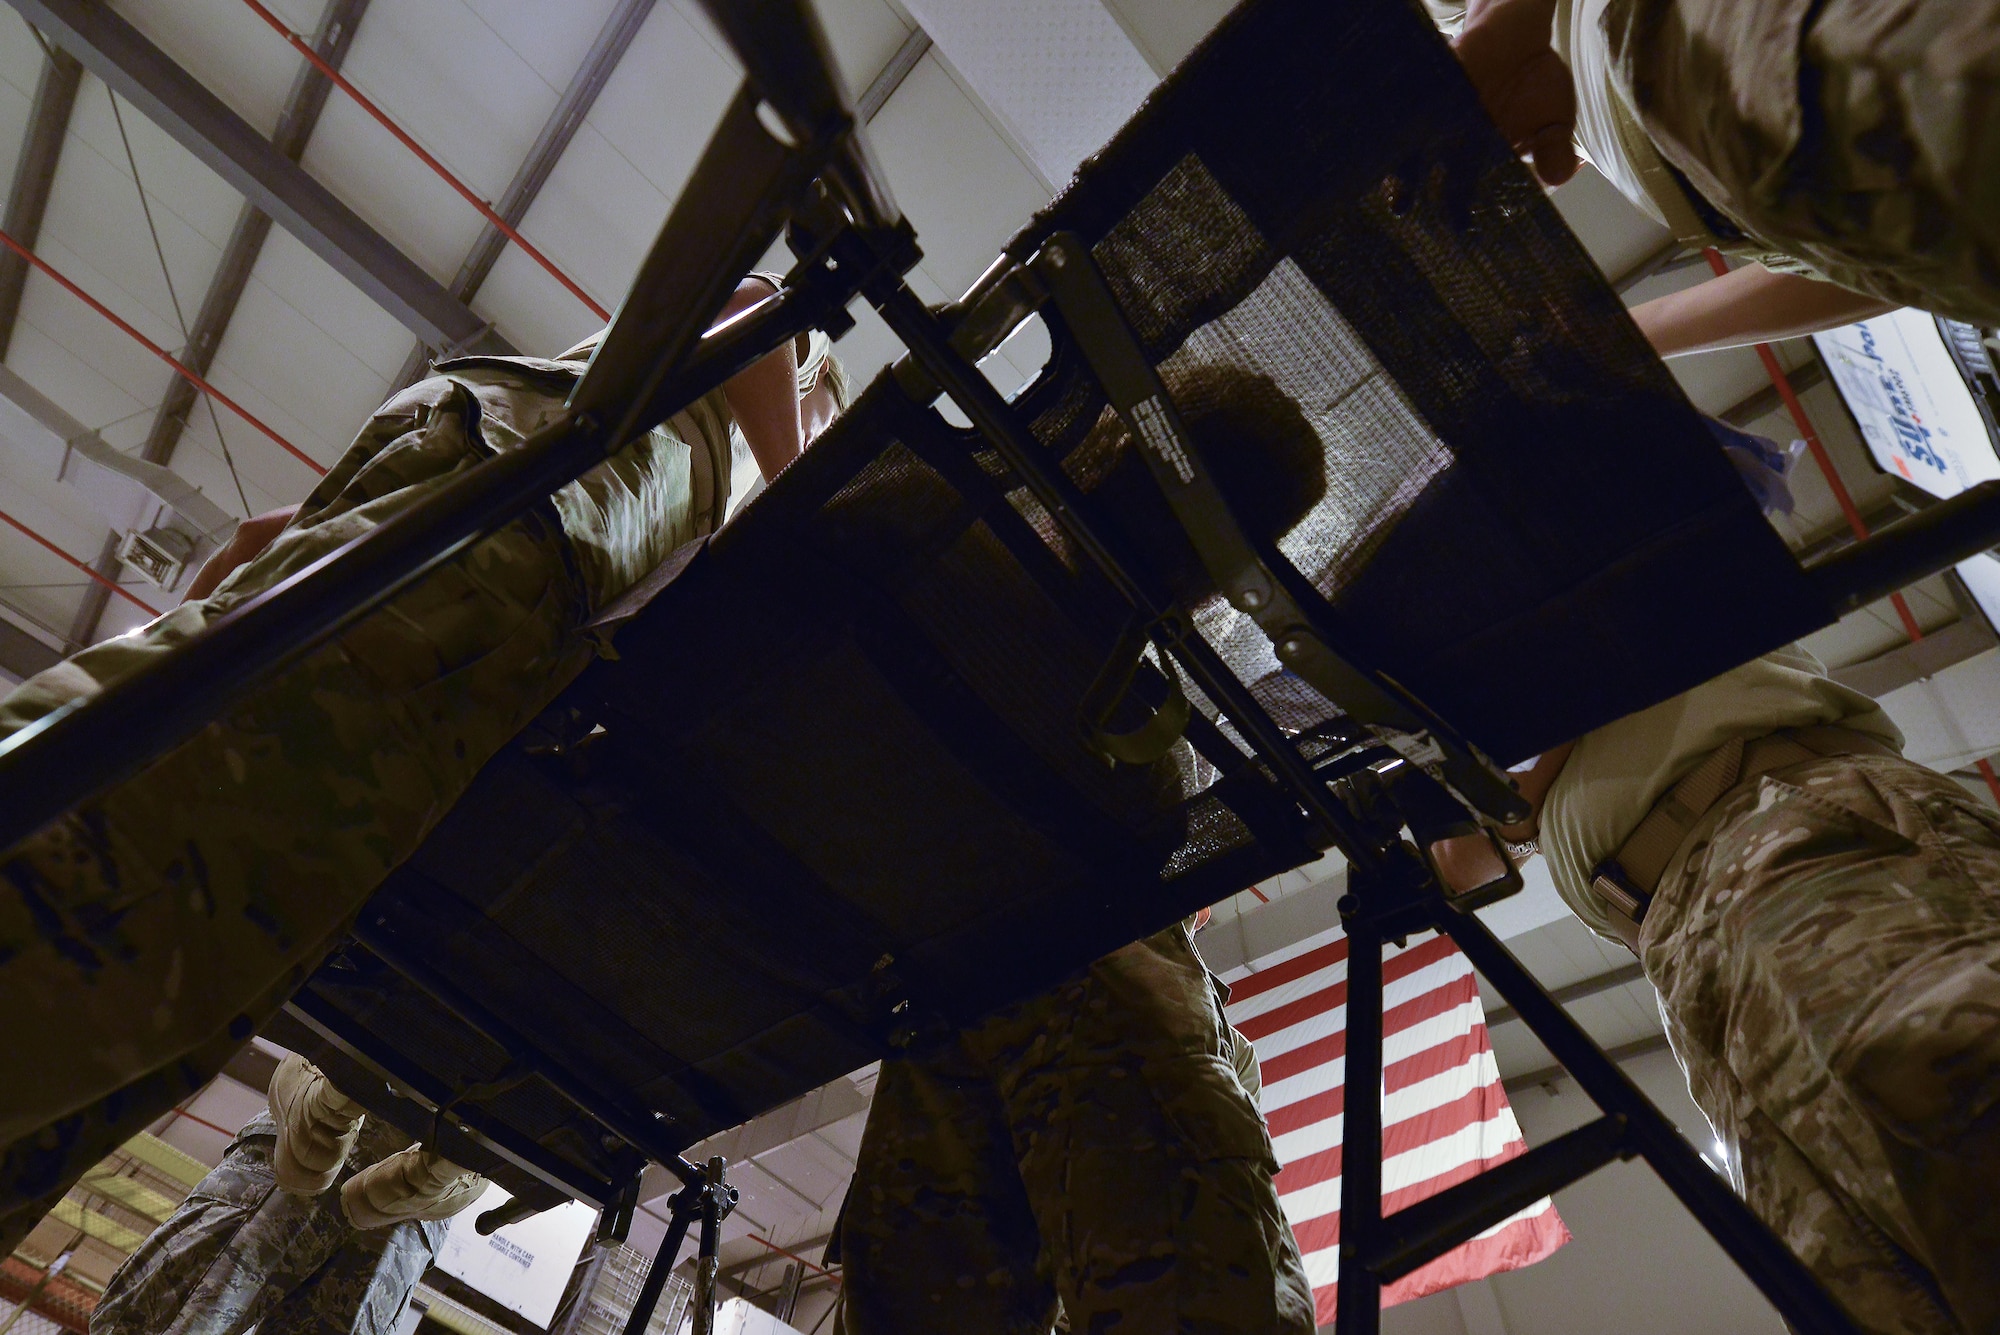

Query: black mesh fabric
1002;0;1825;760
286;0;1835;1184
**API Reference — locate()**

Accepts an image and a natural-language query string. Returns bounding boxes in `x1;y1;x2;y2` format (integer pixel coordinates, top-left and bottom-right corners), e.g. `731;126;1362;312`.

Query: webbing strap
1593;725;1901;929
1079;619;1193;765
1610;736;1753;898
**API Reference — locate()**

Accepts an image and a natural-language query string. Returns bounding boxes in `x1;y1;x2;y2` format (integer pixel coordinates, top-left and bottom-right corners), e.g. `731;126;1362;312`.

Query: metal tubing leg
1362;1113;1632;1283
1334;893;1384;1335
282;993;622;1206
1807;479;2000;614
476;1195;543;1236
351;924;704;1186
1432;902;1864;1335
690;1156;732;1335
623;1183;701;1335
856;264;1391;873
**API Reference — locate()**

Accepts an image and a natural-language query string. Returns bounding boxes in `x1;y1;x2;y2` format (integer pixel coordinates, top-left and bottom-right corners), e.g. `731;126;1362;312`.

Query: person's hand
183;505;300;602
1429;830;1515;896
1453;0;1578;187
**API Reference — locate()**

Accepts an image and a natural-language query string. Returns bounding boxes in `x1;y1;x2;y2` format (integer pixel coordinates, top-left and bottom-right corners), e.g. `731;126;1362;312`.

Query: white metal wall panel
1100;0;1234;75
458;0;626;94
896;0;1154;188
1878;647;2000;784
865;51;1047;296
296;0;563;290
0;8;43;192
35;81;236;341
808;0;914;96
191;227;401;470
1548;165;1672;283
113;0;317;139
468;2;738;354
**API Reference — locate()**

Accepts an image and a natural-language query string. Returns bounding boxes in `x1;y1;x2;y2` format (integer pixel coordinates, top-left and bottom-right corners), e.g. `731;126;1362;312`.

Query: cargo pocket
182;1136;279;1213
1142;1053;1280;1171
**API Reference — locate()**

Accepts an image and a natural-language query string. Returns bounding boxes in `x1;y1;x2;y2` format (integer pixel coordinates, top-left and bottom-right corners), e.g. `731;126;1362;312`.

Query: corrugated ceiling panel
298;95;486;288
467;2;738;348
113;0;318;139
865;51;1049;295
184;233;397;472
812;1108;869;1162
296;0;563;286
469;236;601;358
900;0;1154;187
0;305;155;634
49;82;237;331
545;6;737;215
810;0;913;95
5;64;242;617
0;9;41;193
1101;0;1233;74
753;1135;853;1208
160;408;281;528
1549;165;1672;282
236;226;414;386
458;0;624;94
4;282;163;456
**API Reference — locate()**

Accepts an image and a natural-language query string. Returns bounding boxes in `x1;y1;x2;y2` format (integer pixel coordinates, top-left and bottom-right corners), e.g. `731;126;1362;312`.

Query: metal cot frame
5;2;2000;1332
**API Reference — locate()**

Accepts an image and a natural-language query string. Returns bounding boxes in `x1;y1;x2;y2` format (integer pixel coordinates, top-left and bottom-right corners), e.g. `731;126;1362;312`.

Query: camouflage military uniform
0;356;742;1255
1640;753;2000;1334
837;925;1314;1335
92;1112;443;1335
1599;0;2000;324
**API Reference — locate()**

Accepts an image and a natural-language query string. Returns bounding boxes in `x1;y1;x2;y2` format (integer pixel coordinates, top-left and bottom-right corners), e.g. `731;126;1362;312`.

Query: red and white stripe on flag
1223;925;1569;1325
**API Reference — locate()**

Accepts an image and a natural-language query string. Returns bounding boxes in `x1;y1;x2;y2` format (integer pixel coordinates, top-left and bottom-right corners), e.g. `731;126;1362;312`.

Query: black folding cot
7;0;1999;1331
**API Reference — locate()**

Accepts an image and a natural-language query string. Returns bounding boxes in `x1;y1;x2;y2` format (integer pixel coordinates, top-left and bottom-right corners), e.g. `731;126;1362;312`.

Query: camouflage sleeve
290;378;472;531
0;377;472;743
1229;1024;1263;1100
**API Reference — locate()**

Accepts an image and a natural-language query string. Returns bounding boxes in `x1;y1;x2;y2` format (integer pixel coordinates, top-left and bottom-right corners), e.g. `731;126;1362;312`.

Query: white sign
1813;309;2000;498
1958;553;2000;635
711;1298;808;1335
433;1184;598;1328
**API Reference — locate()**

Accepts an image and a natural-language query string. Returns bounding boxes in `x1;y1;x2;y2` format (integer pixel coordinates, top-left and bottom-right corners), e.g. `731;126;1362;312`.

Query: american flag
1222;925;1570;1325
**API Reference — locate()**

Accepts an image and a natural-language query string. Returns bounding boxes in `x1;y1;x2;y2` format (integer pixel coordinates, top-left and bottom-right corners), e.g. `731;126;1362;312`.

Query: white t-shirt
1561;0;1673;229
1429;0;1667;223
1555;1;1827;276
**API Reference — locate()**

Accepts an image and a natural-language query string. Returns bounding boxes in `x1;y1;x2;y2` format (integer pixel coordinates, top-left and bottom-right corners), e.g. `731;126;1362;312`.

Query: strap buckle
1078;617;1191;766
1590;858;1653;928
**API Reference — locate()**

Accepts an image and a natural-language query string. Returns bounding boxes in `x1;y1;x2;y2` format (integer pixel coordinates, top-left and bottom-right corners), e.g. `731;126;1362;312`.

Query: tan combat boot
341;1145;488;1230
268;1054;366;1195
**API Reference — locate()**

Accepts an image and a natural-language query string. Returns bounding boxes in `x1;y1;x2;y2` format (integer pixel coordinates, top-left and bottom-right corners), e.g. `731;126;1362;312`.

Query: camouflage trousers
93;1111;443;1335
1640;753;2000;1334
837;926;1314;1335
0;377;593;1255
1604;0;2000;324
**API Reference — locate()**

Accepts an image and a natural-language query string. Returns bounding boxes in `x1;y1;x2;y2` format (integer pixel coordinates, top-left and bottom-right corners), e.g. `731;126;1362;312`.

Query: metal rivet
1240;588;1264;609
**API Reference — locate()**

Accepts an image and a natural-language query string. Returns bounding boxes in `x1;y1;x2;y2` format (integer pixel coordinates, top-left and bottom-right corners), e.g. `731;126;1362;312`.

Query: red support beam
1701;250;2000;805
0;227;324;477
746;1234;842;1285
0;509;159;616
237;0;611;321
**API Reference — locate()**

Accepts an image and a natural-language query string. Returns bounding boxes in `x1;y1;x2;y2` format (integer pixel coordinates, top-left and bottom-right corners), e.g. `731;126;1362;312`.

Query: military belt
1590;724;1901;944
